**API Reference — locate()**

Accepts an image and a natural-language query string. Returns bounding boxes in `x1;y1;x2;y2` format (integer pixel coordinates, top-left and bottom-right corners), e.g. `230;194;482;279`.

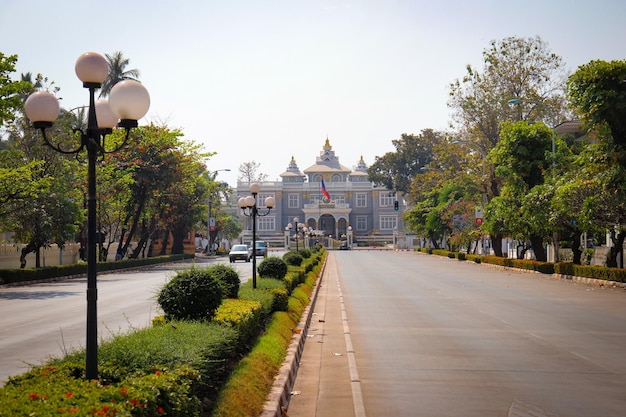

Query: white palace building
235;138;403;247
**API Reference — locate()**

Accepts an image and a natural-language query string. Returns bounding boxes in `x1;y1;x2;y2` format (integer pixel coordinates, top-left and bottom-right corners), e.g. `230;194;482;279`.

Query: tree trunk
606;230;625;268
19;240;42;268
159;229;170;256
429;231;440;249
492;233;503;257
120;187;148;258
171;223;188;254
529;235;547;262
131;220;155;259
571;230;583;265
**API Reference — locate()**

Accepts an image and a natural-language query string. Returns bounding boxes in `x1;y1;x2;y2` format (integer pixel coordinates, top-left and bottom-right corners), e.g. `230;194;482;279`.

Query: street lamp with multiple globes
287;217;304;251
24;52;150;380
237;182;275;289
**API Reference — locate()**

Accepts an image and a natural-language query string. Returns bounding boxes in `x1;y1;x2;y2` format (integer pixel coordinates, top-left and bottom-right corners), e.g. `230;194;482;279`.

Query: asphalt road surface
330;250;626;417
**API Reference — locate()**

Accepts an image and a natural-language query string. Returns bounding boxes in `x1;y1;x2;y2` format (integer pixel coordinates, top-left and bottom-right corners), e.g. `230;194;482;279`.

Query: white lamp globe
249;182;260;194
24;91;60;124
244;196;256;207
75;52;109;85
94;100;118;129
109;80;150;121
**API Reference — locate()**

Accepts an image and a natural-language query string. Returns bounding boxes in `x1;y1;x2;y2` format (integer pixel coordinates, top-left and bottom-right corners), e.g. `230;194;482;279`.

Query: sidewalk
286;253;365;417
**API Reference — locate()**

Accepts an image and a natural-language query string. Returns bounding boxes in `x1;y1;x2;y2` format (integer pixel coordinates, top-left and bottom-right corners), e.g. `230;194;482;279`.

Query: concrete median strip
259;256;327;417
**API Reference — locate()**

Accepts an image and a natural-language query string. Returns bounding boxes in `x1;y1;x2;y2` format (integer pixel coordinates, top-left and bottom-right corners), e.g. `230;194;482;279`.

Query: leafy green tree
0;151;50;218
367;130;443;194
217;215;242;246
487;121;553;261
103;125;211;259
566;59;626;266
2;79;86;267
0;53;31;130
567;60;626;152
448;36;567;256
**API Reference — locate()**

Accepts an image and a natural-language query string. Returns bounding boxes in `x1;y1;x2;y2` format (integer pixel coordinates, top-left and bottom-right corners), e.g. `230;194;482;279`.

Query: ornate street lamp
237;182;274;288
287;217;304;251
24;52;150;380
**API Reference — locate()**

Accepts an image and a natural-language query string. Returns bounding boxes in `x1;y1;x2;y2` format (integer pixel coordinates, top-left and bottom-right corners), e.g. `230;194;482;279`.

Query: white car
229;244;252;263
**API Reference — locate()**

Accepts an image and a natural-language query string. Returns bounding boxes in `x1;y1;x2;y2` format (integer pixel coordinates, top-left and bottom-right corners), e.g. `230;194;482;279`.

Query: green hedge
0;253;194;285
425;248;626;281
213;298;264;347
211;251;325;417
482;256;555;274
555;262;626;283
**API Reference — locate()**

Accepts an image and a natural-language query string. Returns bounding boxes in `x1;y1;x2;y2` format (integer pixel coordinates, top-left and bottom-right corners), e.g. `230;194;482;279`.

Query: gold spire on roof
324;136;332;150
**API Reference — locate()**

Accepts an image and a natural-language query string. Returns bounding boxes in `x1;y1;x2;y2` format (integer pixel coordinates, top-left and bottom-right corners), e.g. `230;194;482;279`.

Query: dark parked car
253;241;268;257
229;244;251;263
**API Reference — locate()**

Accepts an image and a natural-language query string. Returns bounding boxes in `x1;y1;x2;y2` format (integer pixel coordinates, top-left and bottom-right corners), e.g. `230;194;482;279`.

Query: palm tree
99;51;140;98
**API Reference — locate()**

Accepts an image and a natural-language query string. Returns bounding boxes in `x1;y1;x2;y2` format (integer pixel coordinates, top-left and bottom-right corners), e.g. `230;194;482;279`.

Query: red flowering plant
0;363;201;416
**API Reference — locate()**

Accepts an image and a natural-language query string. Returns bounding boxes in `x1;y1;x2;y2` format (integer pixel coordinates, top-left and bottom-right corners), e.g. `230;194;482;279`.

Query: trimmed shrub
283;251;304;266
257;256;288;280
239;278;290;316
157;269;223;321
0;253;194;285
298;248;312;259
213;299;263;345
1;363;202;417
208;264;241;299
555;262;626;283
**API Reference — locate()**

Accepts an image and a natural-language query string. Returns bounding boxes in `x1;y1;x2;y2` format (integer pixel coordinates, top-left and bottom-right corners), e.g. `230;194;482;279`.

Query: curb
261;257;327;417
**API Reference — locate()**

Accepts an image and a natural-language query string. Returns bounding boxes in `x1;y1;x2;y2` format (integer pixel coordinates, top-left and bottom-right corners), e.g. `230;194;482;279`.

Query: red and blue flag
321;178;331;202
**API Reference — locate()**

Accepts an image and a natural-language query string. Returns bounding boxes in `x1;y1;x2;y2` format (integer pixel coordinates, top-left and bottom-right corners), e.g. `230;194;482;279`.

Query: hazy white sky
2;0;625;186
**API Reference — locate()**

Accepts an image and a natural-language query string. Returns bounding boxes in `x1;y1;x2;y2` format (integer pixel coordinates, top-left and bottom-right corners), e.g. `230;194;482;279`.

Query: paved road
0;255;267;385
289;251;626;417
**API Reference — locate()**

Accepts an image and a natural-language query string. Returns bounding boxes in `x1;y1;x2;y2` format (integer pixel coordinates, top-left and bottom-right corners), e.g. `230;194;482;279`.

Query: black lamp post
287;217;303;251
24;52;150;380
237;182;274;289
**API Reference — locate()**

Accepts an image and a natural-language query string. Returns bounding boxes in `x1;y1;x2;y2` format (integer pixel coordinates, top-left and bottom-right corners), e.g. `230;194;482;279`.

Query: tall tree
447;36;567;256
367;130;444;195
487;121;554;261
238;160;267;183
0;53;32;141
99;51;140;98
567;59;626;267
567;60;626;152
4;108;84;267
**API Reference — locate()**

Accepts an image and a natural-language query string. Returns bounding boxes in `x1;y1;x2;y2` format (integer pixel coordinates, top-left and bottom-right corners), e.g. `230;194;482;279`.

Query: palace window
379;192;394;207
379;215;398;230
257;216;275;231
288;194;299;208
257;193;274;208
356;193;367;208
356;216;368;231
